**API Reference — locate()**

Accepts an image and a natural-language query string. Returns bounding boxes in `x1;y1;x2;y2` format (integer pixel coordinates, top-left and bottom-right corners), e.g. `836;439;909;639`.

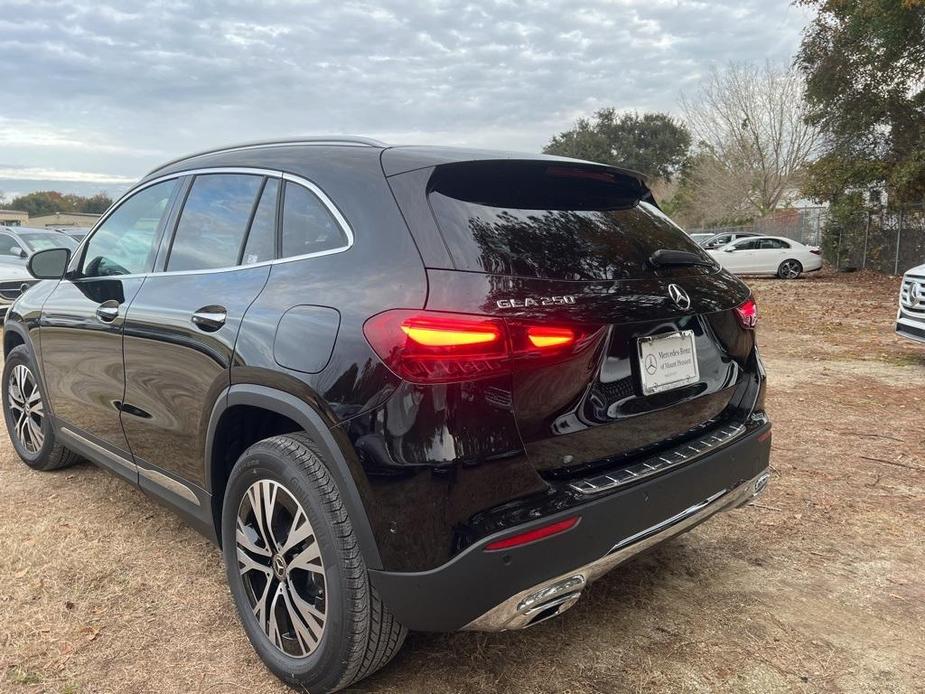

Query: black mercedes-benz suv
2;137;771;692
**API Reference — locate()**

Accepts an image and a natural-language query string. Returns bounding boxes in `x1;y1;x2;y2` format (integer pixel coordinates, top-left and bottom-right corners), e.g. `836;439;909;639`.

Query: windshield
20;233;79;253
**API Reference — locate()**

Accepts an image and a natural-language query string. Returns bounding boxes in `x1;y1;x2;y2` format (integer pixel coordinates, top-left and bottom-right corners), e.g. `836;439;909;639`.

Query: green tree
75;192;113;214
543;110;691;180
7;190;113;217
796;0;925;202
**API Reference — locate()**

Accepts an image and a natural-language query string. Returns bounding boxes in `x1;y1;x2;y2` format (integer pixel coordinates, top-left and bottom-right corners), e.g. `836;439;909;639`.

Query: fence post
836;227;842;271
894;207;904;275
862;210;871;270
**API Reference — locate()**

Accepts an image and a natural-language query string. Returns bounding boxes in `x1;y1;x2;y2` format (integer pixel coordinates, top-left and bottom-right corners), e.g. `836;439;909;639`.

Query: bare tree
678;62;820;225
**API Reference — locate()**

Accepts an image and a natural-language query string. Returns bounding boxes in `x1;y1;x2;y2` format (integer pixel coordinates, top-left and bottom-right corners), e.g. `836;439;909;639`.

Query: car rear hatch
385;155;759;478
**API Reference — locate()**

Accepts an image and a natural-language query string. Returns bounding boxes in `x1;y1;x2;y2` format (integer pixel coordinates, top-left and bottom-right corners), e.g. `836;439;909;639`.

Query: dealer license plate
638;330;700;396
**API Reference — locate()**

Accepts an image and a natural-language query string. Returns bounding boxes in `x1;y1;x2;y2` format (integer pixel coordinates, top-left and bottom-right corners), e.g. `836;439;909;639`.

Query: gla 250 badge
496;295;578;309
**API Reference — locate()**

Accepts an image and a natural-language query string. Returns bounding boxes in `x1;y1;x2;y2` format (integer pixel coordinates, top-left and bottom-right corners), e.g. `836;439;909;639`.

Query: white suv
897;264;925;343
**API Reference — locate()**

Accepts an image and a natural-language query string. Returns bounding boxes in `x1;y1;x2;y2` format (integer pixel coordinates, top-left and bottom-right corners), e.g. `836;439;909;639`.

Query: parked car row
0;226;79;318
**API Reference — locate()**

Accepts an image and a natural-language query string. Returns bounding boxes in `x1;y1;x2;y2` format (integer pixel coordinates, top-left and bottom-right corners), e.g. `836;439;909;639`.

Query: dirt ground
1;270;923;693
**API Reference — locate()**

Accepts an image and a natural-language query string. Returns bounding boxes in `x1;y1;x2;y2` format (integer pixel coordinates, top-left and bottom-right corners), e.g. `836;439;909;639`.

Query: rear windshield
427;161;710;280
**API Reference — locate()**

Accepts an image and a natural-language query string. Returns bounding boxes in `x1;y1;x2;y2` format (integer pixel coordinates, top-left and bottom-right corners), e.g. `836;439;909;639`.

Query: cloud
0;166;136;184
0;0;812;194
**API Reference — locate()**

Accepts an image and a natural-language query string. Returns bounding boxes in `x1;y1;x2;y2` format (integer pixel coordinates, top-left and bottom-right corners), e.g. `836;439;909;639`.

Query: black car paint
3;142;769;605
370;418;771;632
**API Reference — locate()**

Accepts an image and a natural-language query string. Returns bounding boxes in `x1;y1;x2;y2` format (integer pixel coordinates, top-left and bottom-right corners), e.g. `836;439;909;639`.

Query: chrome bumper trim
464;468;770;632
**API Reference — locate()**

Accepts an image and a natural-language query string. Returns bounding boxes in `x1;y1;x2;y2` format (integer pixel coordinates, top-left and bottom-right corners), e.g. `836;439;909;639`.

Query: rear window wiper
648;249;715;269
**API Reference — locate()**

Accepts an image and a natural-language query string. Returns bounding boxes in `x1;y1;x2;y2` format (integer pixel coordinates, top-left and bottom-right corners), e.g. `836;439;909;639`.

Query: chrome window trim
72;166;354;279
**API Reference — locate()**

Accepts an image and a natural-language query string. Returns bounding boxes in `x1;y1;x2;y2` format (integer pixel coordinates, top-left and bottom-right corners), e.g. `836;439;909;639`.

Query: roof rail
144;136;389;177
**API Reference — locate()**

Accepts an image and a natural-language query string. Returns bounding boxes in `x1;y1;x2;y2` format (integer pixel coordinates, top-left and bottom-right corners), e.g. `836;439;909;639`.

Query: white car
896;264;925;343
708;235;823;279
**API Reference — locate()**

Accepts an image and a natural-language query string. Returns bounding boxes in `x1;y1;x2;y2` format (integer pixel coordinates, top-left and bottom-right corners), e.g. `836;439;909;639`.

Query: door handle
95;300;120;323
191;305;227;332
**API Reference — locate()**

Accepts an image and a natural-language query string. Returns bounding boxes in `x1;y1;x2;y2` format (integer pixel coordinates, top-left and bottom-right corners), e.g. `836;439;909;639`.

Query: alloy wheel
236;479;327;658
8;364;44;454
780;260;802;279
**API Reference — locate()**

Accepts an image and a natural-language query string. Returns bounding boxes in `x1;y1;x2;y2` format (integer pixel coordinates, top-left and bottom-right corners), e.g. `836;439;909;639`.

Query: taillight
363;310;509;383
484;516;580;551
363;310;599;384
810;248;822;256
526;326;575;348
400;316;501;347
734;297;758;329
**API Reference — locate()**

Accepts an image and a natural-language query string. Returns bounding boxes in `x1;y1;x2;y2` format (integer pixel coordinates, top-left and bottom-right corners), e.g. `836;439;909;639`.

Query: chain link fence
831;203;925;275
688;207;828;247
689;203;925;275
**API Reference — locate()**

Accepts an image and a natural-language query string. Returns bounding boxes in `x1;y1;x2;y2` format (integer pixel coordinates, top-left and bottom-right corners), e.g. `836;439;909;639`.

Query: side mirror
723;247;735;253
28;247;71;279
9;246;26;258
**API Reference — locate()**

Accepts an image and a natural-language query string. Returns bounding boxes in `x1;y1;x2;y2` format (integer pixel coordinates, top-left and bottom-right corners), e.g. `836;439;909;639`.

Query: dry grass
1;269;923;693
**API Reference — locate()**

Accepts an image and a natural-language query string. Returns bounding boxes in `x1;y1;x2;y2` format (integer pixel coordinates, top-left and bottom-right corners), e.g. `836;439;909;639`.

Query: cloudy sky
0;0;811;201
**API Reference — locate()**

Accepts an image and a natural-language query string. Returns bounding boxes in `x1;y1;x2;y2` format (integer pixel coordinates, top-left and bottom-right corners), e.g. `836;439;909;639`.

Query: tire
222;433;406;692
2;345;80;471
777;259;803;279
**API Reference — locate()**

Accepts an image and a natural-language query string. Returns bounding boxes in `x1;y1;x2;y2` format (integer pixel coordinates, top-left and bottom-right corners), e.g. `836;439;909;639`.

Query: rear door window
166;174;262;272
241;178;278;265
427;161;709;280
758;238;789;249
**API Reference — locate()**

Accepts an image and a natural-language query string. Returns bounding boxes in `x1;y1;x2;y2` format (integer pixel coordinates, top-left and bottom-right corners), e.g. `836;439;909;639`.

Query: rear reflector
734;297;758;329
484;516;580;551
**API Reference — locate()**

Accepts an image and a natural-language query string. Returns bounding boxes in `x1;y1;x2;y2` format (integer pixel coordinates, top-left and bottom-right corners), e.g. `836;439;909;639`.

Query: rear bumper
370;419;772;631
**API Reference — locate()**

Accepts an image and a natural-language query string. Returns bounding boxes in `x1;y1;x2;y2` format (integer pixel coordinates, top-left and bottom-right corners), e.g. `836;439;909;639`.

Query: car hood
0;262;34;281
905;263;925;276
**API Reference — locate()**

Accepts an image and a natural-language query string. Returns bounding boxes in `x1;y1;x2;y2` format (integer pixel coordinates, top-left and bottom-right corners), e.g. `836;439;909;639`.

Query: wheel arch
205;384;383;570
3;321;57;421
3;321;29;357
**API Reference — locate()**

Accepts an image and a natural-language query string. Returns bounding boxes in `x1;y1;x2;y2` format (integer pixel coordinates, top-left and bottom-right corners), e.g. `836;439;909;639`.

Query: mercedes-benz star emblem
645;354;658;375
913;282;924;306
668;283;691;310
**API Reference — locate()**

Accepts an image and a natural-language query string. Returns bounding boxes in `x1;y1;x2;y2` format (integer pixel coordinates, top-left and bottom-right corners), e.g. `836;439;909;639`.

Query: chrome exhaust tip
520;591;582;628
502;574;586;629
753;471;770;496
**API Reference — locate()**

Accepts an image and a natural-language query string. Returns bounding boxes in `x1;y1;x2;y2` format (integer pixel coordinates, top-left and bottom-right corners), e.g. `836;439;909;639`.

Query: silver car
897;264;925;343
0;226;77;318
699;231;761;250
